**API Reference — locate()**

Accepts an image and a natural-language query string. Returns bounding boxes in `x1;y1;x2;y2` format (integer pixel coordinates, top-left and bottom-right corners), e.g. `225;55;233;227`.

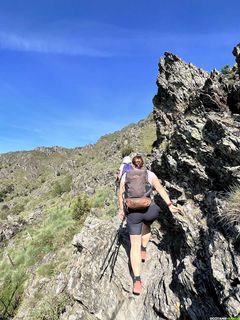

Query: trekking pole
99;219;125;281
109;223;123;281
99;229;120;280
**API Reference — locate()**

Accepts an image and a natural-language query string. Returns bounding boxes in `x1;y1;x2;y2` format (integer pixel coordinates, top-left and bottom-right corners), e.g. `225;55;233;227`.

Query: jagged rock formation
151;51;240;318
233;43;240;74
152;52;240;196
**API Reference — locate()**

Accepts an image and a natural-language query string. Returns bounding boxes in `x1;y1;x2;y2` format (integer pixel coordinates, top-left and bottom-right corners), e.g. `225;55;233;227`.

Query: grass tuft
220;184;240;228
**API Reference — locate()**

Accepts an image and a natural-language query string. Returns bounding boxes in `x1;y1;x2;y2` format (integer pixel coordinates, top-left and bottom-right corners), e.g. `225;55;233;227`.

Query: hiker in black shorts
118;155;183;295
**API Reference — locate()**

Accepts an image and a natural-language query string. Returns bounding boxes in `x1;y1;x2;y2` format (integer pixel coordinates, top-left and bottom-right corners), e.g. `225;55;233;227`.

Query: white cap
122;156;132;164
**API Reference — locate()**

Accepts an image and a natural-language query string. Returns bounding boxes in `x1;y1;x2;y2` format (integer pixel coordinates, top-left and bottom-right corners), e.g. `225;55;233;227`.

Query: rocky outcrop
153;52;240;197
151;51;240;318
0;215;26;246
233;43;240;74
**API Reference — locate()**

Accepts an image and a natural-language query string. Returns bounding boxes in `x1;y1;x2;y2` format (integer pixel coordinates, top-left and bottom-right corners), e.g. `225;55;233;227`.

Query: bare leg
141;223;151;248
129;234;142;276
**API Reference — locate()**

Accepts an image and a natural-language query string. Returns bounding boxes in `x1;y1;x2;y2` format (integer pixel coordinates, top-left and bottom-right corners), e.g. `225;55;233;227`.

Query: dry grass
221;185;240;228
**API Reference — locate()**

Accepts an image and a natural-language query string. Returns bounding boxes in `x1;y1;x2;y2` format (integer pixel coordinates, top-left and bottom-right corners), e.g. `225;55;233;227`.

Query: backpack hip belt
125;197;152;210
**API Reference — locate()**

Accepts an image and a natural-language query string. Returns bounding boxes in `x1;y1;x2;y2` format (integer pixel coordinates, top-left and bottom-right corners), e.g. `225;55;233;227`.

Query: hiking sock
133;276;141;283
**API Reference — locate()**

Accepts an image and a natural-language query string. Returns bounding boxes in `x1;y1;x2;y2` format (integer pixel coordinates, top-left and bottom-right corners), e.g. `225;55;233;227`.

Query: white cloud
0;31;111;57
0;20;239;57
9;124;42;134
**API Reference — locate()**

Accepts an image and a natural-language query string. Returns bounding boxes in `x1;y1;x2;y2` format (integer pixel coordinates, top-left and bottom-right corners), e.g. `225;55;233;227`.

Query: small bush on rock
37;262;56;277
51;175;72;197
11;203;25;215
71;194;91;221
91;187;113;208
221;64;232;74
222;185;240;227
27;293;72;320
121;144;134;157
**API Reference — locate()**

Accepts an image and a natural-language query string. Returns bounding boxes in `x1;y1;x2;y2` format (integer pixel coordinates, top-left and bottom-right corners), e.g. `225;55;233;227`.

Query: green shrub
0;184;14;202
105;204;117;218
0;203;83;318
61;175;72;193
11;203;25;215
27;293;71;320
0;212;8;220
0;269;26;319
40;177;46;183
221;64;232;74
142;125;157;153
37;262;56;277
51;182;62;196
91;187;113;208
121;144;134;157
0;205;9;220
71;194;91;221
51;175;72;197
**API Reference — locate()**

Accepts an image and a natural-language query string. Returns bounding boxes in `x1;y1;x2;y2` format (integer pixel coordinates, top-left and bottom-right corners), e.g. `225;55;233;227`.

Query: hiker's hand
169;205;183;216
118;209;125;221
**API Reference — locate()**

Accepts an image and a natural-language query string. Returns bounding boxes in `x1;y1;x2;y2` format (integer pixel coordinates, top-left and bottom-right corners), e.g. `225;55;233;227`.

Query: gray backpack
124;170;152;210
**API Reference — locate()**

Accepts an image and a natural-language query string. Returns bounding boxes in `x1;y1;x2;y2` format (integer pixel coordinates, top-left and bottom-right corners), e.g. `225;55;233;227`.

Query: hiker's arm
118;182;125;219
152;178;183;215
152;177;171;204
118;182;125;210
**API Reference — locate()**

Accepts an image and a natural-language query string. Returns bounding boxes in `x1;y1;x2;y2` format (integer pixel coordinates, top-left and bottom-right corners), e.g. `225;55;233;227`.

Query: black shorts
126;203;161;235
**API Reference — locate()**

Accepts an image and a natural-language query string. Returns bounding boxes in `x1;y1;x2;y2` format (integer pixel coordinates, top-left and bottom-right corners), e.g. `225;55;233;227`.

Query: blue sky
0;0;239;153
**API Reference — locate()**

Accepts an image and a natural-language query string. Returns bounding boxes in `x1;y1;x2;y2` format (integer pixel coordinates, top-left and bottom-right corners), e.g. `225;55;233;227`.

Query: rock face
152;52;240;197
154;53;240;191
60;50;240;320
233;43;240;74
151;51;240;318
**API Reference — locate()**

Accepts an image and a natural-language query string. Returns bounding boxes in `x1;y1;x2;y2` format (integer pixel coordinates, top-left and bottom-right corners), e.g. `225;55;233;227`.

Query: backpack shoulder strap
119;171;127;184
144;170;153;197
144;169;149;183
